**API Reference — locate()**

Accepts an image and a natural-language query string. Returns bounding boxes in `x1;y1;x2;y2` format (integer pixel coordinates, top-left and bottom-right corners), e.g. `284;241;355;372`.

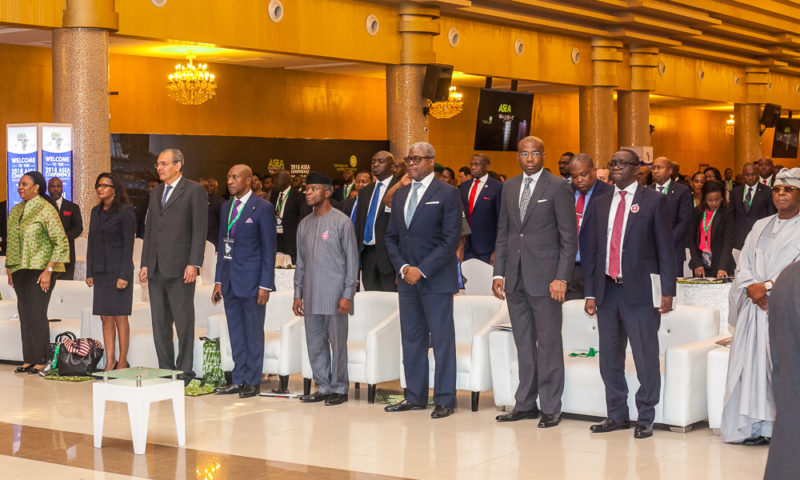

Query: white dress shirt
162;176;182;205
518;169;544;205
55;196;63;210
468;174;489;210
364;176;393;246
605;181;639;277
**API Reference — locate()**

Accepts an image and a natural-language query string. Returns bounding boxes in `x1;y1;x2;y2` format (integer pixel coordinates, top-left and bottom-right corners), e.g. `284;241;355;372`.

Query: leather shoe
324;393;348;406
300;391;330;403
14;365;32;374
634;423;654;439
239;384;260;398
384;399;427;412
742;436;770;446
538;412;562;428
496;407;540;422
215;384;241;395
590;418;631;433
431;405;454;419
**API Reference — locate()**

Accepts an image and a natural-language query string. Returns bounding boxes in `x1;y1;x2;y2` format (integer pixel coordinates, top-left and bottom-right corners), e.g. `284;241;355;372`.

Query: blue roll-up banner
41;125;73;201
7;125;40;211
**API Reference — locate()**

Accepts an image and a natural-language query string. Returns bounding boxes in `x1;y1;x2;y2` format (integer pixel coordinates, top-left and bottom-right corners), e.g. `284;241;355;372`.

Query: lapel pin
631;204;640;213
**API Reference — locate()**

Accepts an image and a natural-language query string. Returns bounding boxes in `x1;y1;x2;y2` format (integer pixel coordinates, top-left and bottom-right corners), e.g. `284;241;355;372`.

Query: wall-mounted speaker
761;103;782;128
422;64;454;102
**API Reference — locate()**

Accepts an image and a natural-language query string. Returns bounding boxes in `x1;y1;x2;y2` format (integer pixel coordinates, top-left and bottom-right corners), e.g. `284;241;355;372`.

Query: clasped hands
401;266;423;285
745;282;769;311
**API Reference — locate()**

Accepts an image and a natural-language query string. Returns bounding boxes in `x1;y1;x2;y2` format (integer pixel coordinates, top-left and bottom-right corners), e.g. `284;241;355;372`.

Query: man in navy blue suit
384;141;462;419
650;156;693;275
459;154;502;263
566;153;612;300
212;164;277;399
581;149;676;439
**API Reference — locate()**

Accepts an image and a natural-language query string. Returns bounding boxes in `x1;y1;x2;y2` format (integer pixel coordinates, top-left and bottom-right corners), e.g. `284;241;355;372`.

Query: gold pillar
579;39;622;166
734;67;769;173
52;0;118;235
386;4;439;160
618;46;658;148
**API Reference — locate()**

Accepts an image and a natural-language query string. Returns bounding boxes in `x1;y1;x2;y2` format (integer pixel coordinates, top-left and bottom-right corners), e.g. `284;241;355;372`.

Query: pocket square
537;199;548;203
63;211;72;216
425;201;440;205
482;196;491;200
245;218;254;223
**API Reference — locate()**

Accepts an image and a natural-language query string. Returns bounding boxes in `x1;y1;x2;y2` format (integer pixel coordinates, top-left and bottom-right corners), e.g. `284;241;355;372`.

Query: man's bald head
227;164;253;197
652;156;672;185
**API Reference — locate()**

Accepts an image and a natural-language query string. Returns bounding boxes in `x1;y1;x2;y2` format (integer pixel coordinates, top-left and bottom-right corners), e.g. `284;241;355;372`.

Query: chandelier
167;52;217;105
426;86;464;119
725;114;735;136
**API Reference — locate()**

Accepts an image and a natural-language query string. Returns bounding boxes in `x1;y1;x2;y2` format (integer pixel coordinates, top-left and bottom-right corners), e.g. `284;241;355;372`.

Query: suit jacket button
520;233;524;237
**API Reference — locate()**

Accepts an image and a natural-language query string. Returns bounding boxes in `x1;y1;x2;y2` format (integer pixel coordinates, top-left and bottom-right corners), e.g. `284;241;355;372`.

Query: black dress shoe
324;393;348;406
634;423;654;439
496;407;540;422
300;391;330;403
27;367;43;375
431;405;454;419
215;384;241;395
538;413;562;428
590;418;631;433
14;365;32;374
239;384;260;398
384;399;427;412
742;436;770;446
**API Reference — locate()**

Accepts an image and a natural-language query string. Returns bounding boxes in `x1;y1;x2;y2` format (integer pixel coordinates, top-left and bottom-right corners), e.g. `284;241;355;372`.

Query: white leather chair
211;290;304;390
461;259;494;295
132;238;144;265
706;346;730;433
200;241;216;285
74;237;88;259
300;291;400;402
490;299;723;431
398;295;506;411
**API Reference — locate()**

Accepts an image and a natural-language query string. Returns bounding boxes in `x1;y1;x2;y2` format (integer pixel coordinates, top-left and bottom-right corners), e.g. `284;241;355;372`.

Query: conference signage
41;124;74;201
6;124;39;210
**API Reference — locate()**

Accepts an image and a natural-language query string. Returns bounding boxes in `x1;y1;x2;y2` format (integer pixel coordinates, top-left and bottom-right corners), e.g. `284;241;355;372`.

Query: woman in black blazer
688;180;735;278
86;173;136;371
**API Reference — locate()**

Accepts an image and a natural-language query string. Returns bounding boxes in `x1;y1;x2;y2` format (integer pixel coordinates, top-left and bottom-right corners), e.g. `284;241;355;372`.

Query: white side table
92;368;185;454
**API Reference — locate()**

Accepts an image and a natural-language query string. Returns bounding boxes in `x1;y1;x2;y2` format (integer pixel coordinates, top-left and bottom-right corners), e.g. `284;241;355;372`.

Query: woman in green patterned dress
6;171;69;374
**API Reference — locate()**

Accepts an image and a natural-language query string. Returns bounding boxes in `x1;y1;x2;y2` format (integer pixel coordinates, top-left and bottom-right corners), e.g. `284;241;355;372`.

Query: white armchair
461;259;493;295
211;290;304;391
301;291;400;402
490;299;722;431
399;295;506;411
706;346;730;432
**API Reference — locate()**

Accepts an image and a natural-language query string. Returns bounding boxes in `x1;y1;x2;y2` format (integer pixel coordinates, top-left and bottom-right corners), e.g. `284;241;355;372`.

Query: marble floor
0;365;769;479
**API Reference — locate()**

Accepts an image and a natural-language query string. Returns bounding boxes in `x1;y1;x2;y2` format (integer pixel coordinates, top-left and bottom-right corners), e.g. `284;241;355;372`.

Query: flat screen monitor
474;89;534;151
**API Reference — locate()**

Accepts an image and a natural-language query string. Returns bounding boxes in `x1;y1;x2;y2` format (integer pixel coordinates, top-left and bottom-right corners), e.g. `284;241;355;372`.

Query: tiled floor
0;365;769;479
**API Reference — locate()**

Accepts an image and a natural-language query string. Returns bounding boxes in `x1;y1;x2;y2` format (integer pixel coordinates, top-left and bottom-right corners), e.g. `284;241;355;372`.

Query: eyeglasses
609;160;639;169
518;151;543;159
153;161;173;169
404;156;433;165
771;185;799;194
95;183;114;189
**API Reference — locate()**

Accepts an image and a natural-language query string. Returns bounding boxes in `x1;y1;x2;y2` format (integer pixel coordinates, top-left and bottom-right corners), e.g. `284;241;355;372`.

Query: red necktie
608;191;627;279
575;191;586;233
468;179;480;221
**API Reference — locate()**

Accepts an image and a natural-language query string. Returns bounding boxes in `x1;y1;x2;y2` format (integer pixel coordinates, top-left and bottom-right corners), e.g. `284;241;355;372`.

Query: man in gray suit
139;148;208;379
292;172;359;407
492;136;578;427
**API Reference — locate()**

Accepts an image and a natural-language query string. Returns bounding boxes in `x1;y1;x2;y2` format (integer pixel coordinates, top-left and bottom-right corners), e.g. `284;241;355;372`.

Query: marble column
733;67;769;173
52;0;118;235
579;39;622;166
618;46;658;148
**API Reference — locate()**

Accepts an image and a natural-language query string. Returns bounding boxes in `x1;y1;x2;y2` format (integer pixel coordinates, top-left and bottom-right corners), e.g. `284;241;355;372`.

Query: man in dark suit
758;157;776;187
459;154;502;263
355;151;400;291
212;165;276;399
342;170;372;221
492;136;577;427
270;170;310;263
48;177;83;280
581;149;676;439
206;179;224;249
139;148;208;379
731;162;776;250
332;168;355;202
650;156;693;275
384;141;461;419
566;153;612;301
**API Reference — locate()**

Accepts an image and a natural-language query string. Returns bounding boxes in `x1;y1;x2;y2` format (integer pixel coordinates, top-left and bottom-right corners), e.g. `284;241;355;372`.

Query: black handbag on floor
53;332;104;376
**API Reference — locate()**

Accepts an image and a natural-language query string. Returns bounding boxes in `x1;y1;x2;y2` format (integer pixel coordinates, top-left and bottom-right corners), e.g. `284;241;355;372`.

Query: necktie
363;183;383;243
575;191;586;233
608;191;627;279
161;185;173;207
744;186;753;213
405;182;422;227
229;199;242;236
350;197;358;224
657;186;664;194
763;179;768;186
276;191;285;216
519;177;533;222
468;179;481;221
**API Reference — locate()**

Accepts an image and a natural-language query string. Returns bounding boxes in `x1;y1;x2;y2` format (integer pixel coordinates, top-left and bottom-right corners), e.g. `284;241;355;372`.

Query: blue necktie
363;183;383;244
161;185;173;207
350;197;358;224
406;182;422;227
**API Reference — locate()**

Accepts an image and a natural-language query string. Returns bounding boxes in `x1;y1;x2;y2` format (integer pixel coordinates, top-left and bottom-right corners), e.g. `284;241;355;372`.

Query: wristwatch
764;280;774;291
47;266;53;272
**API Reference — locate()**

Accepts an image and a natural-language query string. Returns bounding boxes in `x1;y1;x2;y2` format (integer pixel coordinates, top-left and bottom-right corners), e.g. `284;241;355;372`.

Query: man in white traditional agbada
722;167;800;445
